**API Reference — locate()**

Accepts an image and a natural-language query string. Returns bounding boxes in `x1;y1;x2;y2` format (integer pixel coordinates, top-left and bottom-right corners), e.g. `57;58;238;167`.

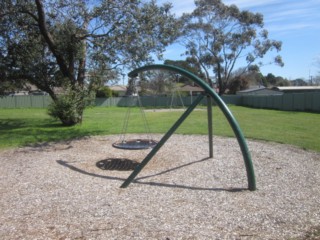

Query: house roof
179;84;204;92
109;85;127;91
237;86;283;95
272;86;320;91
109;84;207;93
237;86;266;93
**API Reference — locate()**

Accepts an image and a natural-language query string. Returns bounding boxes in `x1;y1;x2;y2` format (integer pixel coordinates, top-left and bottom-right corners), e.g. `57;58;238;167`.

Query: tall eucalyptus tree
182;0;284;95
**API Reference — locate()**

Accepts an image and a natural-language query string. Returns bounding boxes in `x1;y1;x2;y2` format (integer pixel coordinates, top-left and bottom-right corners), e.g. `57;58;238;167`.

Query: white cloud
223;0;278;8
262;2;320;35
161;0;320;36
157;0;320;79
268;23;313;33
313;54;320;65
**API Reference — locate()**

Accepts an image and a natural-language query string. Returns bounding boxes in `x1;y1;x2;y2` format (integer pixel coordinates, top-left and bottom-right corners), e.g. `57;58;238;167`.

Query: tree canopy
0;0;179;124
164;59;206;84
1;0;292;124
181;0;284;95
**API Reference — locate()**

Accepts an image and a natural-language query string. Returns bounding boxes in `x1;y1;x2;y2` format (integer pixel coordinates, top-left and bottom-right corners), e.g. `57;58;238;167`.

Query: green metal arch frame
124;64;256;191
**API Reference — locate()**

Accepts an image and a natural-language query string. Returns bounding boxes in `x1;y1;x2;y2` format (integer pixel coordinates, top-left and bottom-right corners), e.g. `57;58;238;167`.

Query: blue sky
158;0;320;80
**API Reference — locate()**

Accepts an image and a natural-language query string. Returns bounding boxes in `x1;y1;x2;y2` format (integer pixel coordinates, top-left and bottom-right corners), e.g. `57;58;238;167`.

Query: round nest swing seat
112;139;158;150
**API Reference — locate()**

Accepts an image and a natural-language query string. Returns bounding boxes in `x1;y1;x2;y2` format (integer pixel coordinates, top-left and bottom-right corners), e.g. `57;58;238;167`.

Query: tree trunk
34;0;88;126
34;0;73;82
216;63;224;96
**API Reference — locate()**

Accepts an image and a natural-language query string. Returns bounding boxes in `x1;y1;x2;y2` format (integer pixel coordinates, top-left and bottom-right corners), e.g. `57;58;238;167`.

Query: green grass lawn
0;106;319;152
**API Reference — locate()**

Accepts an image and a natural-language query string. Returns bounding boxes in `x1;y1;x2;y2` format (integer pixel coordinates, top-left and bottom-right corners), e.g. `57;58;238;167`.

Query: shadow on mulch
96;158;139;171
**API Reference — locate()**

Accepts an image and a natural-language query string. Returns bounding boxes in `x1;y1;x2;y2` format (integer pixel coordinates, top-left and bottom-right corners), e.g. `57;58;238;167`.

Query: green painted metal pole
127;64;256;191
121;94;205;188
207;95;213;158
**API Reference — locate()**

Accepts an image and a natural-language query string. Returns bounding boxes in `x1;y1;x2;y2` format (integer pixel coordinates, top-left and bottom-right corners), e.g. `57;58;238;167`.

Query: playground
0;134;319;239
1;65;320;239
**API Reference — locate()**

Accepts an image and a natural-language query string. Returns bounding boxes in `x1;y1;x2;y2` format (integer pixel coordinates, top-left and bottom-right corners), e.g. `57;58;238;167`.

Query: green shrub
96;86;113;98
48;96;82;126
48;85;94;126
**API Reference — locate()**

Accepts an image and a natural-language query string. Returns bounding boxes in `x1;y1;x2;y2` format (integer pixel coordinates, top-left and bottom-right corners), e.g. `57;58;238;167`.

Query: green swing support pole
121;94;205;188
121;64;256;191
207;95;213;158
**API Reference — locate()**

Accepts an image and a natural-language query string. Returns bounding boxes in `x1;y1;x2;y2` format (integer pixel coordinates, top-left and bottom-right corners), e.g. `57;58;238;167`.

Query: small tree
95;86;113;98
182;0;284;95
47;84;93;126
228;75;249;94
265;73;290;87
291;78;308;86
312;59;320;86
312;76;320;86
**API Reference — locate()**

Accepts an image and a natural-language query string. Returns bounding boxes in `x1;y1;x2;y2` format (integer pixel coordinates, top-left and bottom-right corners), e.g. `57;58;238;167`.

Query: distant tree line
162;59;318;95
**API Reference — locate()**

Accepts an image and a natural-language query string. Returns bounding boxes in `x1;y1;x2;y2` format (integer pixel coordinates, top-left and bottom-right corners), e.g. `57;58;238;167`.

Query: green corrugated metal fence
241;92;320;112
0;95;52;108
1;92;319;112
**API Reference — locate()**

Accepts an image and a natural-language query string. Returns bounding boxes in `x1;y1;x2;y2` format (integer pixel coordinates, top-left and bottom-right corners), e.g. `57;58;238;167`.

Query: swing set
112;73;158;150
113;64;256;191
